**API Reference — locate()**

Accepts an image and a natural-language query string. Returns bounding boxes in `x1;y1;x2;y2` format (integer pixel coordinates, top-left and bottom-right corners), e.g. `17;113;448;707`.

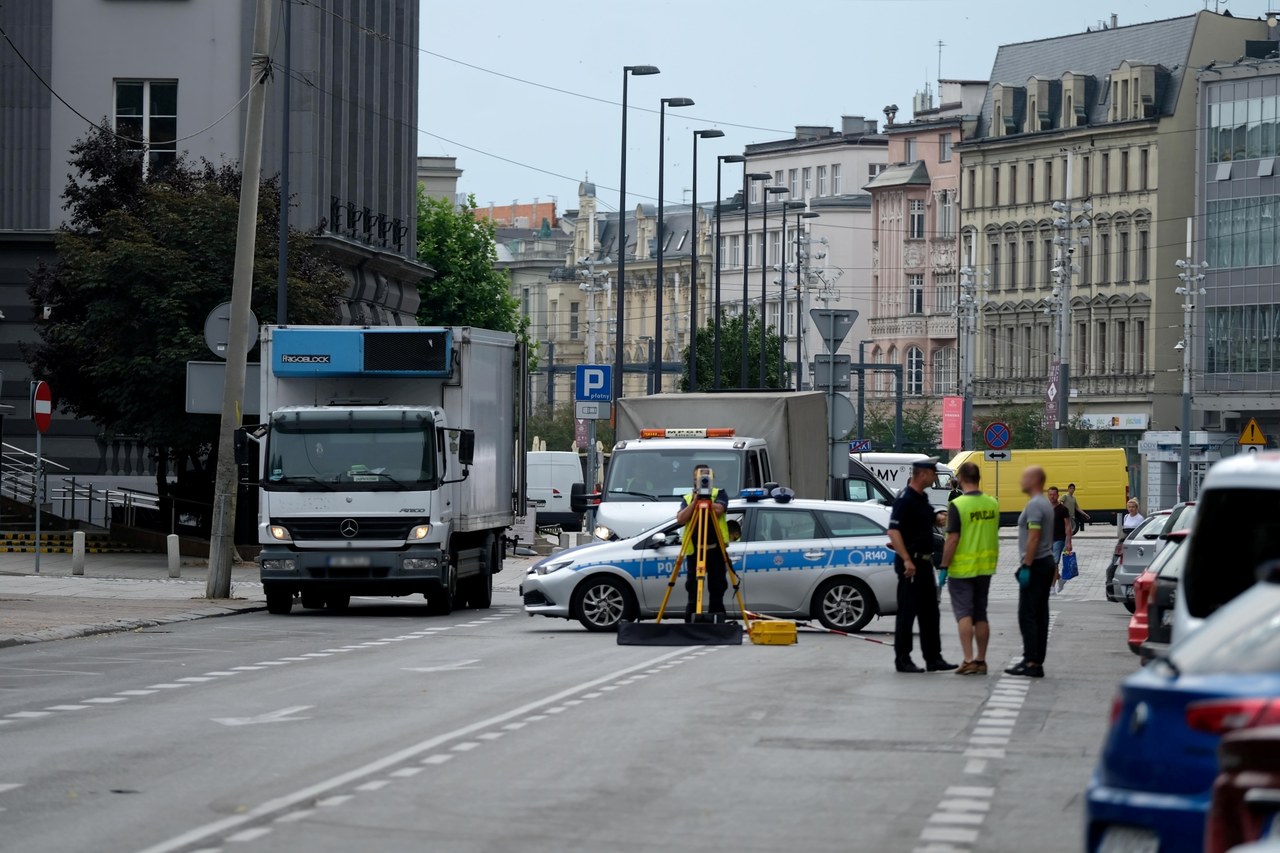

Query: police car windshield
604;450;743;501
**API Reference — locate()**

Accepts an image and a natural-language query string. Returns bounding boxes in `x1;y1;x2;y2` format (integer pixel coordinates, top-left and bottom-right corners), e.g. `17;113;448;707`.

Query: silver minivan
1175;451;1280;642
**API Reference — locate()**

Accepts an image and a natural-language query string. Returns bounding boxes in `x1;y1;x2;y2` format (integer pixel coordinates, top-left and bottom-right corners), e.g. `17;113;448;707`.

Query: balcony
869;315;958;340
975;372;1154;400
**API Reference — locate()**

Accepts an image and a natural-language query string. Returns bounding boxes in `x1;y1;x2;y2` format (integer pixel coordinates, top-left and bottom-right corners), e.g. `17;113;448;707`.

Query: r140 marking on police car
840;547;893;565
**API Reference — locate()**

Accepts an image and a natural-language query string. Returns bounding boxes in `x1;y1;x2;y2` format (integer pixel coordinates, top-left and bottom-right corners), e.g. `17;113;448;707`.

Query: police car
521;491;899;632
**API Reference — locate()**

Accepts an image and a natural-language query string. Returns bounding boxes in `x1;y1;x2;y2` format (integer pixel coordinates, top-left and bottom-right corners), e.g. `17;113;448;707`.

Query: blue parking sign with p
575;365;612;402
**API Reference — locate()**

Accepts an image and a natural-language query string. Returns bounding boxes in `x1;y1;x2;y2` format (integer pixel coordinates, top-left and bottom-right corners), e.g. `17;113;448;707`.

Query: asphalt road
0;538;1134;853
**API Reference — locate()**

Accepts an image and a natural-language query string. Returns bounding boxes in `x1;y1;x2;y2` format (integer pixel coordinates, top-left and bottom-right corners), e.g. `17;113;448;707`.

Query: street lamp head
747;172;772;181
765;186;788;195
802;211;820;219
663;97;695;107
695;129;725;139
626;65;660;76
784;200;807;210
720;154;746;164
1174;340;1186;352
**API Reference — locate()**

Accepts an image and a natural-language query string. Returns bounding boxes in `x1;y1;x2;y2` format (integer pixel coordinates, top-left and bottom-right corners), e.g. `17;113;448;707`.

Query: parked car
1176;452;1280;643
1127;568;1157;657
522;495;899;632
526;451;585;532
1142;531;1190;661
1114;510;1172;613
1086;568;1280;853
1206;726;1280;853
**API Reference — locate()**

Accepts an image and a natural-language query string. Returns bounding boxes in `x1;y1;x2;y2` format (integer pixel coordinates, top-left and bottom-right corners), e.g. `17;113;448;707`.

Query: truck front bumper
259;545;448;594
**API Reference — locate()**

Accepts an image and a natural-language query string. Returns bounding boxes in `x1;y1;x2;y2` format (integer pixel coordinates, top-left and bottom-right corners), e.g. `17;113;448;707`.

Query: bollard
558;532;570;551
167;533;181;578
72;530;86;576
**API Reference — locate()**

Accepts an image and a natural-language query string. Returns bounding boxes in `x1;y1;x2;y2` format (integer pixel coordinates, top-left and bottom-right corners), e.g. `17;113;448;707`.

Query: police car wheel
573;576;636;632
813;577;874;632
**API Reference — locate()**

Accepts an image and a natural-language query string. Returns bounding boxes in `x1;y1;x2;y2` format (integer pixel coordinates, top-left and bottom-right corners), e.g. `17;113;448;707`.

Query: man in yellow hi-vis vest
939;461;1000;675
674;464;730;620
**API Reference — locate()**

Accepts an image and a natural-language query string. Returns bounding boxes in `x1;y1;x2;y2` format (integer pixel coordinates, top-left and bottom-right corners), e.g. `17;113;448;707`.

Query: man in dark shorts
939;461;1000;675
887;458;957;674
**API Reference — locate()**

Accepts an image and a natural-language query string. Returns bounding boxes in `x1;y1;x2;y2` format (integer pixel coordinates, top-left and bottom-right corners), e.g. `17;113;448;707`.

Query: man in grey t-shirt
1007;466;1056;679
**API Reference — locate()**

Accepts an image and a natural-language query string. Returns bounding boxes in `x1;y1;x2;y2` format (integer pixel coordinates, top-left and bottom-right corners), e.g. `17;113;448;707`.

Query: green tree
415;189;522;334
679;309;784;391
975;401;1093;449
860;402;942;453
526;404;614;453
25;125;344;492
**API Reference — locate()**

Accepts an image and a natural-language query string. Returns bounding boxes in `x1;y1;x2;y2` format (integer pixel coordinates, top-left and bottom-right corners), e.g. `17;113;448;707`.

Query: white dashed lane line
133;645;715;853
0;609;520;730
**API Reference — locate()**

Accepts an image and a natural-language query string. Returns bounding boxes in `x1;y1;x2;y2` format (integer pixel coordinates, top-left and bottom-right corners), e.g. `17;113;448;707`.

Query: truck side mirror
570;482;587;514
457;429;476;466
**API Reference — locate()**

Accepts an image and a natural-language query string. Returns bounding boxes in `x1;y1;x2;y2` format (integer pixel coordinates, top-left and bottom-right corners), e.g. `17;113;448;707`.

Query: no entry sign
32;381;52;433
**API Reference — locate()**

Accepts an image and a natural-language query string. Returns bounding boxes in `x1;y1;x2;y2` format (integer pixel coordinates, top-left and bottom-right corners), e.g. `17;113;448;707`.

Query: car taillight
1186;698;1280;734
552;488;562;496
1110;694;1124;727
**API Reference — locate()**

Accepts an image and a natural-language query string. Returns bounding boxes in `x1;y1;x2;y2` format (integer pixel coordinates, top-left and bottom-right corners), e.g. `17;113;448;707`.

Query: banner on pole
941;396;964;450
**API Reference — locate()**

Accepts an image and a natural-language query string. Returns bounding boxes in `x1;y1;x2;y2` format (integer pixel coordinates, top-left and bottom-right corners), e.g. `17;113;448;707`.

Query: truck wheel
266;587;294;615
812;577;875;632
326;593;350;611
465;535;496;610
300;591;326;610
572;575;636;632
426;566;456;616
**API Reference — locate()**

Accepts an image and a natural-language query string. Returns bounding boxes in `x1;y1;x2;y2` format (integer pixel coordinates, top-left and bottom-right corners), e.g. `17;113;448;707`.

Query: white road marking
0;784;24;794
226;827;272;843
46;705;91;711
133;647;697;853
502;722;527;731
401;660;481;674
562;699;584;707
524;714;548;721
929;813;985;825
147;684;190;689
581;693;603;700
421;754;453;766
6;711;52;719
230;667;266;672
253;662;290;666
964;747;1006;759
277;657;311;662
920;828;979;844
945;787;994;798
117;690;159;697
452;742;480;752
963;760;987;775
390;767;424;778
544;707;567;715
354;780;389;792
274;809;313;824
177;677;216;683
211;706;314;727
203;672;239;677
299;653;332;658
316;796;353;807
477;732;504;741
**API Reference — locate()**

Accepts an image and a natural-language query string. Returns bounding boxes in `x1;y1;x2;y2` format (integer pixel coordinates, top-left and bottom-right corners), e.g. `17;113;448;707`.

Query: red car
1206;725;1280;853
1127;568;1157;655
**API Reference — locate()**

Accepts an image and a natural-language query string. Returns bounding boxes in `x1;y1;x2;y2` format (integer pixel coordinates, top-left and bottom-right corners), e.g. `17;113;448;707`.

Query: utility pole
275;0;291;325
206;0;273;599
1050;151;1091;449
956;259;989;451
580;258;610;520
1176;219;1208;503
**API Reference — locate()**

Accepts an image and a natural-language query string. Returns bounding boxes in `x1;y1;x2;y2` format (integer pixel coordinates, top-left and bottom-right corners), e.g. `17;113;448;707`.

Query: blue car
1087;573;1280;853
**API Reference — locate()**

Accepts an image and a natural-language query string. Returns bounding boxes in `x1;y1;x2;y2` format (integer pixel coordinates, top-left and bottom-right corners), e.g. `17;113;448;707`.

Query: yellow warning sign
1241;417;1268;446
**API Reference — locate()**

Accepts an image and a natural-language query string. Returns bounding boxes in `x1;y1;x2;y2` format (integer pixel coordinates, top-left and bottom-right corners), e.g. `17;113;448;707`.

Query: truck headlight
403;557;439;571
269;525;291;541
594;525;616;541
408;524;432;541
535;558;575;576
261;558;298;572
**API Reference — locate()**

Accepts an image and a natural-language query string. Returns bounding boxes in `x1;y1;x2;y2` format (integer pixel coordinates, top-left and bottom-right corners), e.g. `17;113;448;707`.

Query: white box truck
248;326;524;616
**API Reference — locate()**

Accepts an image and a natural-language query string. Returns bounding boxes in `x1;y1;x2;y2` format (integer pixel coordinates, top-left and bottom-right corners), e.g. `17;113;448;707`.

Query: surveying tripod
654;496;750;625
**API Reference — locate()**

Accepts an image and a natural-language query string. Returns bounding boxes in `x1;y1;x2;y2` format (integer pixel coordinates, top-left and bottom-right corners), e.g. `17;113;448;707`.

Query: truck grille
277;517;424;541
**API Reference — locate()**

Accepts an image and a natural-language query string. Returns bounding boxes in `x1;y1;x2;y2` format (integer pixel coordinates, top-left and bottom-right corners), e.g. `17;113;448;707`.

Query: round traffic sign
203;301;260;360
984;421;1011;451
32;381;52;434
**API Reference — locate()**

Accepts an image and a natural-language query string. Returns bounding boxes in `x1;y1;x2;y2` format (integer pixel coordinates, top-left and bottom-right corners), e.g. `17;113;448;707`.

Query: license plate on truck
1098;827;1158;853
328;555;372;568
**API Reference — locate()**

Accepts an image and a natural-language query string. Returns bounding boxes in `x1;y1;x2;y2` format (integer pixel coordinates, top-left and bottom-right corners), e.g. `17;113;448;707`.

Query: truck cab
591;428;771;541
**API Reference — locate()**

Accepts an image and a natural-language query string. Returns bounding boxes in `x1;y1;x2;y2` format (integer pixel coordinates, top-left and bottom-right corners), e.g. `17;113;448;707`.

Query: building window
1139;148;1150;190
832;163;842;194
1045;159;1054;200
817;165;828;196
1009;164;1018;205
750;182;760;204
989;241;1001;289
1136;229;1150;281
774;170;783;187
1136;320;1146;373
1081;239;1093;286
802;167;812;197
1027;162;1036;204
1043;237;1055;287
933;273;956;313
967;169;976;208
1120;150;1130;192
1100;152;1110;194
1077;322;1089;373
1116;320;1127;372
886;347;898;395
1004;328;1015;378
1207;96;1280;165
789;169;799;196
769;230;782;266
728;235;741;267
936;191;955;238
906;347;925;395
1117;228;1130;282
939;133;953;162
1082;155;1091;197
1024;237;1035;290
868;163;888;182
1098;231;1111;283
932;347;956;394
569;303;580;340
992;166;1001;206
1207;197;1280;269
114;80;178;176
909;200;926;239
1006;238;1018;289
1096;320;1108;374
908;274;925;314
905;138;918;161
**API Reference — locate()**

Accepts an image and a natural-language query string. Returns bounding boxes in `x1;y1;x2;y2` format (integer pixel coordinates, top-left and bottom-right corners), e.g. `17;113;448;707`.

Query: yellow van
948;448;1129;525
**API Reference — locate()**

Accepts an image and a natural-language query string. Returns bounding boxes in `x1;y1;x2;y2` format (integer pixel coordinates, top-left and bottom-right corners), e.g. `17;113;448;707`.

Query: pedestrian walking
1048;487;1072;593
887;458;957;674
938;461;999;676
1063;483;1089;534
1006;465;1056;679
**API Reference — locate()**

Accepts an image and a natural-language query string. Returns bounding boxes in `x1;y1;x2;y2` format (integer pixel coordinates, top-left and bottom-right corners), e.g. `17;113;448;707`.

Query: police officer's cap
912;457;940;471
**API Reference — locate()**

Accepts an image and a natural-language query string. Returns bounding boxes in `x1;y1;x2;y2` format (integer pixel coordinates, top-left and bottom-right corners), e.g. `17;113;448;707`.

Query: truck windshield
266;413;434;491
604;450;743;502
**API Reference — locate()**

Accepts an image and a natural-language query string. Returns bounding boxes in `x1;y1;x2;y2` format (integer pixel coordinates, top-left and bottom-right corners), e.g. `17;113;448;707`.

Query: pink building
866;82;985;403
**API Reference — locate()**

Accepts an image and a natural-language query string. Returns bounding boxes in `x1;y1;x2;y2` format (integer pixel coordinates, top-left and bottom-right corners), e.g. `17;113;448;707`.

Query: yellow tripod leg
655;506;698;623
694;503;709;617
706;508;749;628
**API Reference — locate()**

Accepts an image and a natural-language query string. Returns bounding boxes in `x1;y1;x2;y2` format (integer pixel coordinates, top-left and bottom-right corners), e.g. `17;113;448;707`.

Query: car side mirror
649;532;667;548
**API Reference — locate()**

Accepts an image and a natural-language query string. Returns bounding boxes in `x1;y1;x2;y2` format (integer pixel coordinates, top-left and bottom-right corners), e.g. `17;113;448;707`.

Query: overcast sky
421;0;1277;213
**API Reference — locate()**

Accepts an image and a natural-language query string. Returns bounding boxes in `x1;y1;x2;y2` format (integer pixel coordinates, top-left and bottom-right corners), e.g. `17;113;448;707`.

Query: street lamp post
614;65;660;407
741;172;771;387
689;129;725;392
857;338;874;440
786;205;815;390
713;154;745;391
1176;250;1208;503
654;96;694;395
760;186;787;387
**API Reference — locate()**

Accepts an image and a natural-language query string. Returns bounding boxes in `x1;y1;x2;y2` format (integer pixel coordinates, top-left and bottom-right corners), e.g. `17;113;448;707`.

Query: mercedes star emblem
339;519;359;538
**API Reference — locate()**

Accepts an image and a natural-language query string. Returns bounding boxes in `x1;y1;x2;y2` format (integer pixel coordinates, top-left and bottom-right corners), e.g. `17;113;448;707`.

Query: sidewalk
0;552;263;648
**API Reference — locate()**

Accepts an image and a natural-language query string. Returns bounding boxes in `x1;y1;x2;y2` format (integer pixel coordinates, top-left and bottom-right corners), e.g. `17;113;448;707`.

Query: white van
1175;451;1280;642
850;452;955;508
526;451;585;532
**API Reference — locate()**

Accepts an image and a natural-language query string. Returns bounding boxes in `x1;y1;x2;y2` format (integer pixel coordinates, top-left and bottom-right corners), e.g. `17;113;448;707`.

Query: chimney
841;115;866;136
1269;11;1280;41
865;118;879;135
1110;13;1118;29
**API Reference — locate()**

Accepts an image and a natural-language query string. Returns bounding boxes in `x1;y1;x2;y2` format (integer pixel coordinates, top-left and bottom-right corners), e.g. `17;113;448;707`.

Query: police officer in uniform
887;458;957;673
675;464;731;620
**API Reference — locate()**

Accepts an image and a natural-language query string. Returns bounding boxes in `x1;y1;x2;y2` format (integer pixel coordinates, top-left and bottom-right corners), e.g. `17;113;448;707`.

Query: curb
0;602;267;649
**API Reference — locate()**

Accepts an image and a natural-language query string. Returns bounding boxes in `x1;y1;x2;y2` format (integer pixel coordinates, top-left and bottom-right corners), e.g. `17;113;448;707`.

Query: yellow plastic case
748;620;798;645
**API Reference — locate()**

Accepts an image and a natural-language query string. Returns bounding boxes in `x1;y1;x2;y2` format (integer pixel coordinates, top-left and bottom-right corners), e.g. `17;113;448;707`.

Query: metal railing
1;441;70;509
